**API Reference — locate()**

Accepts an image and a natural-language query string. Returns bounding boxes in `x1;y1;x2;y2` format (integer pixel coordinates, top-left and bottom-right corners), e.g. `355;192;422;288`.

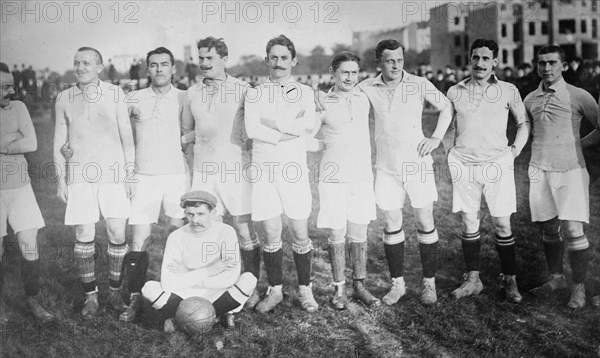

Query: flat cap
180;190;218;209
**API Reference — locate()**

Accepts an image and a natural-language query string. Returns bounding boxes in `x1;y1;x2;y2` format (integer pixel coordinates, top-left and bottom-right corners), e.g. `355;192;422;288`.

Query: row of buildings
353;0;600;71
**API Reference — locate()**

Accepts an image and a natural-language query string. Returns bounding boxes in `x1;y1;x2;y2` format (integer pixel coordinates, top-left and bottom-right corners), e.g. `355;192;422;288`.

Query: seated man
141;190;256;331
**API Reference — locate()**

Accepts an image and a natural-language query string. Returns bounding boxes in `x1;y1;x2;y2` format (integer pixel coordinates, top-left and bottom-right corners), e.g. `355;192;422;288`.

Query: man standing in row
181;37;260;306
314;52;381;309
525;45;599;309
0;62;54;322
358;39;452;306
244;34;319;313
443;39;530;303
54;47;135;319
120;47;188;322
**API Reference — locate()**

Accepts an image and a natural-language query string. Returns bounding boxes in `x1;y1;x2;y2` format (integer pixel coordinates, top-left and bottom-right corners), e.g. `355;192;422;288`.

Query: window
464;35;469;50
454;17;460;25
593;0;598;11
593;19;598;38
559;19;576;34
502;49;508;64
455;35;461;47
529;22;536;35
541;21;549;35
455;55;462;67
464;17;469;30
513;48;521;65
581;20;587;33
513;22;521;41
501;23;507;37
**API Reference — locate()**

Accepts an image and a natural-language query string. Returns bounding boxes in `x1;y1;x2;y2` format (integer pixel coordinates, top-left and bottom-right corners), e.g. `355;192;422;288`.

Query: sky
0;0;449;72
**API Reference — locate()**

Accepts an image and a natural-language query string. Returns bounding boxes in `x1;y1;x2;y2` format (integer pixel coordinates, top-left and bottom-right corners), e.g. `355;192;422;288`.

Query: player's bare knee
560;220;584;239
328;227;346;244
131;224;152;251
106;219;126;244
75;224;95;243
491;216;512;237
347;223;367;243
414;208;435;232
237;272;258;291
461;212;480;233
17;229;39;260
383;209;403;231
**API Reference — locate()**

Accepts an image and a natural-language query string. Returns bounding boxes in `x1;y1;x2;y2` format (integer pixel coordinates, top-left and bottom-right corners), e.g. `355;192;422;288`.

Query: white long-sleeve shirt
1;101;37;190
244;78;316;171
160;221;240;302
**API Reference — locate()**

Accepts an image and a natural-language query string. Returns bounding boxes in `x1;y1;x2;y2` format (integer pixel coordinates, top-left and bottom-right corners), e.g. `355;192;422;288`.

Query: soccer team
1;34;599;331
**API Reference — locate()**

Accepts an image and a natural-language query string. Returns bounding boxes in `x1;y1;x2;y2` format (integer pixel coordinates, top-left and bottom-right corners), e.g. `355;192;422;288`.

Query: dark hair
375;39;404;61
331;51;360;71
469;39;499;58
537;45;566;62
266;34;296;58
570;56;582;63
146;47;175;65
77;47;103;65
0;62;9;74
197;37;228;58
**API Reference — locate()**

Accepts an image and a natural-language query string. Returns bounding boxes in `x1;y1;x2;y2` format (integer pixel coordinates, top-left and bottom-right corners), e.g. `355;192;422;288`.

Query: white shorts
529;167;590;223
375;168;438;210
1;184;45;237
448;150;516;217
192;169;251;217
65;182;130;225
317;182;376;229
129;174;187;225
250;168;312;221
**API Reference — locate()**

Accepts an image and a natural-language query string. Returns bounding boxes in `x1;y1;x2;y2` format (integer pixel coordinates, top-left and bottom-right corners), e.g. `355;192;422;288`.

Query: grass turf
1;106;598;357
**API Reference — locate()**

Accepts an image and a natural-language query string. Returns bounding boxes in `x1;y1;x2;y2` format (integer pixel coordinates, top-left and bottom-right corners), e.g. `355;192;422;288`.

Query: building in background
352;21;430;56
430;0;600;71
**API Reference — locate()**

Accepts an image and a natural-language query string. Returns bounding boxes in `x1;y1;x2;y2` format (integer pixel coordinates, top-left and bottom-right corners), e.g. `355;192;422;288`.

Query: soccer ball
175;296;217;336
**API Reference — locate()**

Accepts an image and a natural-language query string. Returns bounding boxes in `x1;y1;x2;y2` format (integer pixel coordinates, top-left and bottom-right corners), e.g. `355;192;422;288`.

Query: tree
331;43;353;55
308;45;329;73
361;47;378;72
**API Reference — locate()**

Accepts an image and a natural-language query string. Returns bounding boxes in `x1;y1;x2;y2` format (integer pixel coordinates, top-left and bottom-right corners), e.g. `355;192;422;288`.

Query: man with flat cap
141;190;256;331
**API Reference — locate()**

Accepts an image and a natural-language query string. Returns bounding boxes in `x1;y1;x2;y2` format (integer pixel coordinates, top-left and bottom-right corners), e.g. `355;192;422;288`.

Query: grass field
1;105;599;358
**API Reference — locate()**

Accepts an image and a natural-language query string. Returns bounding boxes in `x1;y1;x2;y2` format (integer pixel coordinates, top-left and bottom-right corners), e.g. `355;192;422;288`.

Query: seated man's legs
142;273;257;330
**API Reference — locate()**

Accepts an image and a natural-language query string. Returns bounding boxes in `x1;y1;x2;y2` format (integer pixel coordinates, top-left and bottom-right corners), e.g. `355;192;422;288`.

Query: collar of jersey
534;77;567;97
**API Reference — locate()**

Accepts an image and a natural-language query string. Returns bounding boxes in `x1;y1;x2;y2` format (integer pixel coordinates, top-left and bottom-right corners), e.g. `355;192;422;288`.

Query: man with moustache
244;34;319;313
443;39;530;303
358;39;452;306
119;47;188;322
141;190;257;332
54;47;135;319
181;37;260;307
313;52;381;309
524;45;599;309
0;62;54;322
